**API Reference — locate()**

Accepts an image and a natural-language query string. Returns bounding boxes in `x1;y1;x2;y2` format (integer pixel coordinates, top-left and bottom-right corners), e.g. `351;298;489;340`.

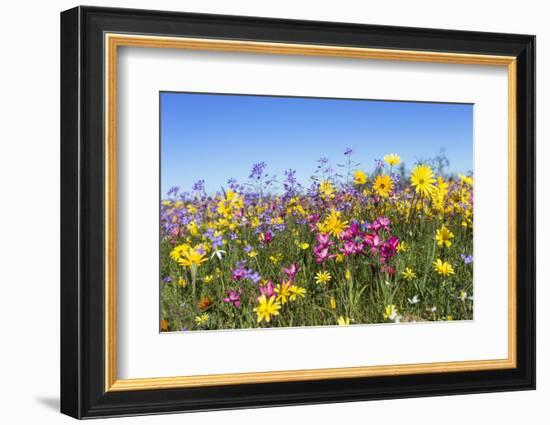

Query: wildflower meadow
160;151;474;332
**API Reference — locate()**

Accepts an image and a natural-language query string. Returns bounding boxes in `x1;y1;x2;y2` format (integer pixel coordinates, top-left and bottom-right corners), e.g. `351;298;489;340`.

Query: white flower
210;249;226;260
458;291;474;302
407;295;420;304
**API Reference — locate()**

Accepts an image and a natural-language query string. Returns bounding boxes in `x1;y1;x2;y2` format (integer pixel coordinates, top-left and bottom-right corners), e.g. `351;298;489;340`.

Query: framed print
60;6;536;419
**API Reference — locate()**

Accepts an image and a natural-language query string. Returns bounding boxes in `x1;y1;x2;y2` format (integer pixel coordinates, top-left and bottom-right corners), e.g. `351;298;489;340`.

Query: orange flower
198;297;212;311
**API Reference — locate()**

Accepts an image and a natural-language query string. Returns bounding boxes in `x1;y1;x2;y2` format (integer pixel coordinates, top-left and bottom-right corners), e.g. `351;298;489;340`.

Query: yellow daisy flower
254;295;281;323
274;281;292;304
319;180;335;200
195;313;209;325
315;270;332;285
433;259;454;276
397;241;407;253
289;285;307;301
383;153;401;166
401;267;416;280
353;170;368;185
318;210;348;237
373;174;394;197
411;165;436;197
435;224;455;248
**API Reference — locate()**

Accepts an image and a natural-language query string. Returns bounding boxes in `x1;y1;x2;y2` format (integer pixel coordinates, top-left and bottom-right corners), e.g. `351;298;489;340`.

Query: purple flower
461;254;474;264
249;162;267;180
167;186;180;197
390;172;401;184
308;214;320;231
204;228;223;248
317;157;329;166
247;270;262;285
211;236;223;248
344;147;353;156
284;169;297;184
192;179;205;193
227;178;244;192
283;169;302;194
231;262;262;284
223;289;242;308
232;268;246;281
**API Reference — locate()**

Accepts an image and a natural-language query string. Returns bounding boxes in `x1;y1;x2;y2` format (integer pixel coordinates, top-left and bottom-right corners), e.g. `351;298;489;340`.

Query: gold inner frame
104;33;517;392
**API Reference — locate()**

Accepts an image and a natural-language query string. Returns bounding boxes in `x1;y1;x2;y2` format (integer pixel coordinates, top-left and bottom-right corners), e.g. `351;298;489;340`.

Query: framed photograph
60;6;535;419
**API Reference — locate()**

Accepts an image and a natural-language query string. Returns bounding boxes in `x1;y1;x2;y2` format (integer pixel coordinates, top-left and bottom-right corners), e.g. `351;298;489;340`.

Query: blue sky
160;92;473;196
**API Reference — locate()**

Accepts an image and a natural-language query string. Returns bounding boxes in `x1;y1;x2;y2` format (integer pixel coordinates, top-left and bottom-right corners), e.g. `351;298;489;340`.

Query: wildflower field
160;150;474;332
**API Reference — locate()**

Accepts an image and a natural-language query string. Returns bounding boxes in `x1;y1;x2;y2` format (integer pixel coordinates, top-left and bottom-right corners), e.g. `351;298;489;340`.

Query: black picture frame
61;5;535;419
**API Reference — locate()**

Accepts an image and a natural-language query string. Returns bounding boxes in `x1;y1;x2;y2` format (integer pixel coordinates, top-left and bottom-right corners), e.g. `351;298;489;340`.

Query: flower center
380;184;385;189
419;179;425;184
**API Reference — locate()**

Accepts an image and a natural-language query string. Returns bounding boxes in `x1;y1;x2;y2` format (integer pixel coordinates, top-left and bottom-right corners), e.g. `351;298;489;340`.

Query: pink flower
316;233;332;247
387;235;399;250
368;217;391;233
259;231;273;245
283;263;300;280
223;289;242;308
377;216;391;230
169;226;180;239
364;233;381;253
381;264;396;276
259;280;275;298
367;221;381;233
380;236;399;262
340;222;360;241
313;246;336;263
340;240;364;256
340;241;356;256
